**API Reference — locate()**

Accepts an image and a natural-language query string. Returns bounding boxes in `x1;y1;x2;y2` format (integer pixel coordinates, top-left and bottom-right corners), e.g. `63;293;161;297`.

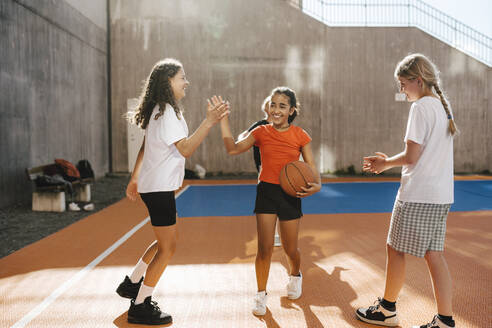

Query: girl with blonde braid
356;54;459;328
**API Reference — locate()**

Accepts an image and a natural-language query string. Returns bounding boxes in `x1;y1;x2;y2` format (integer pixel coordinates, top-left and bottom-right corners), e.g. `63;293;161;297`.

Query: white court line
10;185;189;328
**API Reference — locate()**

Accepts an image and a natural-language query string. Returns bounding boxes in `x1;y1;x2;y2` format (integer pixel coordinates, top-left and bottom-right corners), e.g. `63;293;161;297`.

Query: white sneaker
356;297;399;327
252;291;267;316
68;202;81;211
274;233;281;247
287;272;302;299
412;315;455;328
83;203;95;211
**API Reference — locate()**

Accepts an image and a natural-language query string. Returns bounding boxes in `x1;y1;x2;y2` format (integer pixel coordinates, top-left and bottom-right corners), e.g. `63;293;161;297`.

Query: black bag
35;175;65;187
184;169;199;179
35;174;74;195
77;160;95;179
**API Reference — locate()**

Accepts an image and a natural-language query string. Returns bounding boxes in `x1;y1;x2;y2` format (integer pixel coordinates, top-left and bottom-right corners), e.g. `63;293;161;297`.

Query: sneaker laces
420;315;438;328
149;300;161;312
254;293;265;307
367;297;383;312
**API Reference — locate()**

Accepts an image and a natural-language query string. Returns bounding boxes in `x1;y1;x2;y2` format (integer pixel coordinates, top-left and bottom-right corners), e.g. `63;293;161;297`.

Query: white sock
129;259;148;283
135;284;154;305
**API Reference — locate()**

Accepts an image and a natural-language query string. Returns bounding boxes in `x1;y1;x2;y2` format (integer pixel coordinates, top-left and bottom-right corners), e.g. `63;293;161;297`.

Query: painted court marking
177;180;492;217
9;180;490;327
10;186;189;328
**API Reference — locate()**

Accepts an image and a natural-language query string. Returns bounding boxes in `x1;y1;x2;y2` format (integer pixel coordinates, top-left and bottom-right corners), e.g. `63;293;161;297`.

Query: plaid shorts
387;200;451;258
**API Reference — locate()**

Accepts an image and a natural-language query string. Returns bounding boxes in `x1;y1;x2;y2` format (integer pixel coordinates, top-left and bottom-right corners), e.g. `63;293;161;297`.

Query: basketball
279;160;315;197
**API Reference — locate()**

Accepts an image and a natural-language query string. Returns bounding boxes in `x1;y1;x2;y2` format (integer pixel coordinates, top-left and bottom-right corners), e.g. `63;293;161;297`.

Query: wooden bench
26;164;94;212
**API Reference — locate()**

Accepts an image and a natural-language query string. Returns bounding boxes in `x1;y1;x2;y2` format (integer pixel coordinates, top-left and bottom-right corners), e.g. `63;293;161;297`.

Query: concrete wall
320;27;492;174
488;69;492;172
109;0;491;174
0;0;109;207
65;0;107;30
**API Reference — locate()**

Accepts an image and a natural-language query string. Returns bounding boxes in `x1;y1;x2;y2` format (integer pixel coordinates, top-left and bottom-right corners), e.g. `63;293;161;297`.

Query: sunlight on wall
110;0;121;24
448;51;467;76
308;46;325;92
284;46;303;91
127;98;144;173
284;45;325;94
320;144;336;173
142;20;151;51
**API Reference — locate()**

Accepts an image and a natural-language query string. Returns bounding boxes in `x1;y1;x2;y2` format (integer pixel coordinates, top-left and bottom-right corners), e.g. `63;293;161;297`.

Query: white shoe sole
355;312;399;327
287;274;302;300
252;308;266;316
288;293;301;300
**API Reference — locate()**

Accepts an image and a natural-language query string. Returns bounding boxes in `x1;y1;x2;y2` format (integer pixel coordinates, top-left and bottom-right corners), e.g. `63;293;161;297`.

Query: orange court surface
1;177;491;328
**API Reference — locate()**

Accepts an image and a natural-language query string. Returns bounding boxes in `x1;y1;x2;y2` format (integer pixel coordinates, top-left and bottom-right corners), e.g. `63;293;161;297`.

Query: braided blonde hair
395;54;458;136
128;58;182;129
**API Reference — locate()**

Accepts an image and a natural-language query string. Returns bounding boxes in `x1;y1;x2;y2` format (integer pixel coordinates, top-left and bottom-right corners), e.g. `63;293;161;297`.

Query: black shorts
139;191;177;226
254;181;302;221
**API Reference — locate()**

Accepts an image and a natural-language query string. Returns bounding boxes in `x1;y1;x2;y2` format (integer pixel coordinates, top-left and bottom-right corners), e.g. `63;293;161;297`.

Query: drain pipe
106;0;113;173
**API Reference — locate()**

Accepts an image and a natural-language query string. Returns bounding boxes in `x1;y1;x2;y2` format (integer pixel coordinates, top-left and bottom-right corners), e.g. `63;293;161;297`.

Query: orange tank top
251;124;311;184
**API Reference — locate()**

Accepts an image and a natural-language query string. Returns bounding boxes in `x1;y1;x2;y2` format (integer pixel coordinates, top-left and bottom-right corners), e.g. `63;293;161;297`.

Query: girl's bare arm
298;142;322;197
220;116;255;155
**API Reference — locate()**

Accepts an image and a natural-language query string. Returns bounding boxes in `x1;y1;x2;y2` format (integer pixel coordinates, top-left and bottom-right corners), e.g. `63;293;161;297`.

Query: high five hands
363;152;388;174
206;95;230;124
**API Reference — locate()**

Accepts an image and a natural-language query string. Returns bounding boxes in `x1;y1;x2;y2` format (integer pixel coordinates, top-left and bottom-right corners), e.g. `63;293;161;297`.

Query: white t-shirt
138;104;188;193
396;96;454;204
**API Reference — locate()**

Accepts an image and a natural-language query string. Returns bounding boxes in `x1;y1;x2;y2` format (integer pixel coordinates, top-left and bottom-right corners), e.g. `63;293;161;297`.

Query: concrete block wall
109;0;491;175
109;0;328;173
0;0;109;207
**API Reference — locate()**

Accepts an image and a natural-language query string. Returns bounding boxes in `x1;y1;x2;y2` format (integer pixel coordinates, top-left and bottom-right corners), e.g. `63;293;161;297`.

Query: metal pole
106;0;113;173
364;0;367;26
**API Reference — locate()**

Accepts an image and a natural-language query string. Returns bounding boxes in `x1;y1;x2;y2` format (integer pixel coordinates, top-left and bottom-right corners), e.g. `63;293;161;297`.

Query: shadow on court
1;180;491;327
113;311;172;327
254;308;282;328
280;236;357;327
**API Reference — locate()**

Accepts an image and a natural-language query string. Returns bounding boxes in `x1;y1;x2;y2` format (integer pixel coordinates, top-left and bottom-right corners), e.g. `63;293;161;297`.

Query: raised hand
206;95;230;124
363;152;388;174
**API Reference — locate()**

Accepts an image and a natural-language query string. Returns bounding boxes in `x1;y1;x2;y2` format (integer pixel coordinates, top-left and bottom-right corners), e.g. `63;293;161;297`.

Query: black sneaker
116;276;142;299
413;315;455;328
355;297;399;326
128;296;172;325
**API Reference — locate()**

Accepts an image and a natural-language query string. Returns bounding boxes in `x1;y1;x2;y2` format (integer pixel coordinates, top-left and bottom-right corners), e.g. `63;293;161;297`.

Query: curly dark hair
270;86;300;123
130;58;183;129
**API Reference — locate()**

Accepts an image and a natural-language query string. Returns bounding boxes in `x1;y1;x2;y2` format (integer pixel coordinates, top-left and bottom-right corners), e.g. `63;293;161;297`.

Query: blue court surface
176;180;492;217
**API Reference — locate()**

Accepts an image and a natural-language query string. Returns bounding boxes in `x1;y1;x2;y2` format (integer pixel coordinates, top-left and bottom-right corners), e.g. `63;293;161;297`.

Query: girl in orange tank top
219;86;321;316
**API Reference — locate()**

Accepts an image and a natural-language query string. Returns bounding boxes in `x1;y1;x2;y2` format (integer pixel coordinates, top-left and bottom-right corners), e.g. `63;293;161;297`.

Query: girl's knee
387;244;404;255
424;250;443;262
257;245;273;260
156;238;177;256
282;245;299;258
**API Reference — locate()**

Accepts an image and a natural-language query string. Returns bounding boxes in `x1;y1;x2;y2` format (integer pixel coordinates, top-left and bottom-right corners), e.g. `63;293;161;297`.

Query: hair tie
447;114;452;120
